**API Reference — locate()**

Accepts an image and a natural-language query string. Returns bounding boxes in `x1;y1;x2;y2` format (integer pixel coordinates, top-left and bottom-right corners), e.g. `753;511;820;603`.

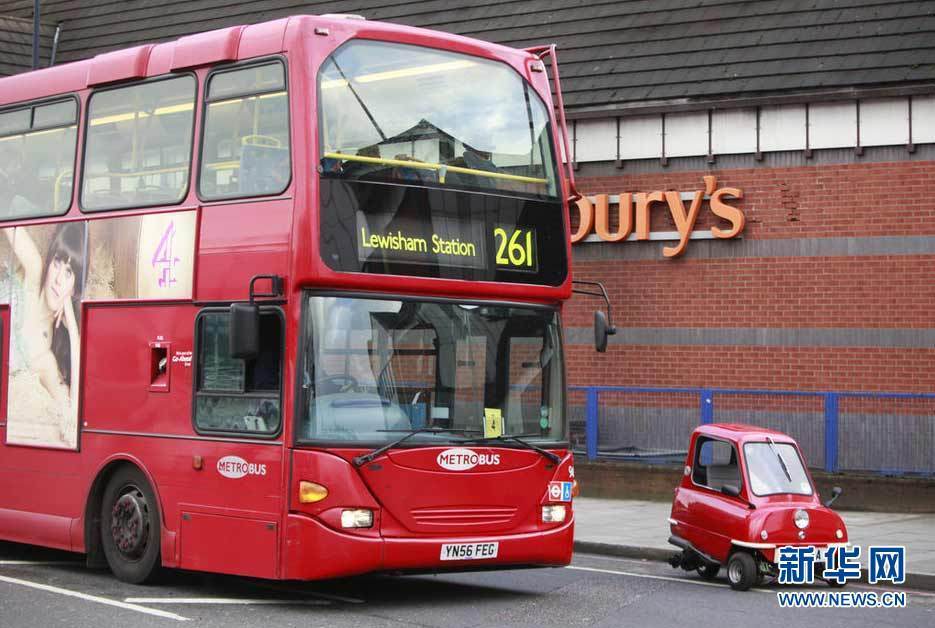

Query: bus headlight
299;481;328;503
542;505;566;523
341;509;374;528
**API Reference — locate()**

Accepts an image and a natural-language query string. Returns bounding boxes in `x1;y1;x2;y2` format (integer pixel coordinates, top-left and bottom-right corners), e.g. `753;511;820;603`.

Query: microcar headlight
760;530;769;541
341;509;374;528
542;505;567;523
836;529;844;539
794;509;810;529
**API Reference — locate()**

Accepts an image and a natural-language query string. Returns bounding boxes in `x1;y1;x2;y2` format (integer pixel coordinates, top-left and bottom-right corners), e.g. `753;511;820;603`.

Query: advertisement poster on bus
0;211;195;450
2;223;87;449
86;211;196;300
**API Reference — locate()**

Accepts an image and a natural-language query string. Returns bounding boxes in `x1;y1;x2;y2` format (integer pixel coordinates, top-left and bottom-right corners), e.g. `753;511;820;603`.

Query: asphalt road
1;541;932;627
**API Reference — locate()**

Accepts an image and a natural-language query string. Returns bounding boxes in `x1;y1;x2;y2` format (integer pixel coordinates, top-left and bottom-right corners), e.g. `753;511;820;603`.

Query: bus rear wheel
100;466;161;584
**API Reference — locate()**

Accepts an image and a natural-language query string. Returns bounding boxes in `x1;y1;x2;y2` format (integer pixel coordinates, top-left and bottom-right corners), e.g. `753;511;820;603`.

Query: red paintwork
0;15;575;580
669;424;849;566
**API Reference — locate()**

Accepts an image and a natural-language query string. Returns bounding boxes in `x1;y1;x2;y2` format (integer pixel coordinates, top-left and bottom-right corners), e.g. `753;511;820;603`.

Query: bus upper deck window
82;76;196;212
0;99;78;221
199;61;290;201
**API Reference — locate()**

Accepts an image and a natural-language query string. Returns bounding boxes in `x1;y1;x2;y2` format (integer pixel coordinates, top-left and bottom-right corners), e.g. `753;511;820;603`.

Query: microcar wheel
697;564;720;580
100;467;162;584
727;552;757;591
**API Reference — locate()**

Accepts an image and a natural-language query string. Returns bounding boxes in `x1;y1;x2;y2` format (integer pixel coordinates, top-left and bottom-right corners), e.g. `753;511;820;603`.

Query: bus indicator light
298;481;329;503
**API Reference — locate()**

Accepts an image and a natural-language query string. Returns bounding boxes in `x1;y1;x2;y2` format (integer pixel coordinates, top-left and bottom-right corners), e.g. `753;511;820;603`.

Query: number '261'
493;227;535;268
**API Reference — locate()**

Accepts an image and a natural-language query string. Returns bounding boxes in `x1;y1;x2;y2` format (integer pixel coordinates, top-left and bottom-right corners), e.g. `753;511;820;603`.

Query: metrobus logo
436;448;501;471
216;456;267;479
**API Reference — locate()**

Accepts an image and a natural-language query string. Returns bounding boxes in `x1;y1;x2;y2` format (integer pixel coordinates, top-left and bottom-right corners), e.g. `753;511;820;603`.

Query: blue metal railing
568;386;935;476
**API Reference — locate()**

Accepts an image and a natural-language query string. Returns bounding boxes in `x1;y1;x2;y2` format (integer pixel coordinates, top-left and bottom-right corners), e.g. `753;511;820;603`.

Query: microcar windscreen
743;441;813;496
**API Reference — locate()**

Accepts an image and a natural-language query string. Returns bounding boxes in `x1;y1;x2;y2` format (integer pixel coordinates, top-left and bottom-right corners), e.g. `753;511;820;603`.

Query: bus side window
82;75;196;212
0;99;78;220
199;61;290;201
194;309;282;435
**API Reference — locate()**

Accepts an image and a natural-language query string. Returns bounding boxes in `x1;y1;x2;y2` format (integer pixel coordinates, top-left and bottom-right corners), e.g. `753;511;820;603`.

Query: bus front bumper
283;513;574;580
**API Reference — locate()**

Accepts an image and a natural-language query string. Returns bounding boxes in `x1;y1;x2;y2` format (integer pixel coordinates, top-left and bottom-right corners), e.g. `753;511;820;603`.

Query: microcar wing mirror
824;486;843;508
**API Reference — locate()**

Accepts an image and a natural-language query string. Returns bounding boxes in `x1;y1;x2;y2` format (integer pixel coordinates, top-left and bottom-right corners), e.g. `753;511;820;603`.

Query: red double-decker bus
0;14;595;584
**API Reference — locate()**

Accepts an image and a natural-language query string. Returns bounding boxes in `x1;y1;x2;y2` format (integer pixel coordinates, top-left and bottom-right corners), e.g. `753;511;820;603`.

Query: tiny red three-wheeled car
668;424;848;590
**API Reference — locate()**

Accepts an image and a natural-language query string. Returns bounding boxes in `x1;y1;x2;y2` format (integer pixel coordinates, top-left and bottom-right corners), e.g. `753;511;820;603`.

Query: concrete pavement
573;497;935;589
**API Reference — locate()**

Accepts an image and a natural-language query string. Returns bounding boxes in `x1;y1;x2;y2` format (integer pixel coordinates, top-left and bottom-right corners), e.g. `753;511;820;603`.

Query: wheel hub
111;489;149;560
728;561;742;584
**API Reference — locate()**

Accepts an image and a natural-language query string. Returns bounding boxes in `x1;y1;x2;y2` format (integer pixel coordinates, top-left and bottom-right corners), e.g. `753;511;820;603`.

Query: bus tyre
100;467;161;584
727;551;757;591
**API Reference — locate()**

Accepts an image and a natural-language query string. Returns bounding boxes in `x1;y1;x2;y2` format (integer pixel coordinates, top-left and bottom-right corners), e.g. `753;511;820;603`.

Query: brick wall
566;159;935;394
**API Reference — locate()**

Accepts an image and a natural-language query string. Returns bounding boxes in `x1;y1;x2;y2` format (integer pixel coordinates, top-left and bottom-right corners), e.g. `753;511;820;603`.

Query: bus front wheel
100;466;162;584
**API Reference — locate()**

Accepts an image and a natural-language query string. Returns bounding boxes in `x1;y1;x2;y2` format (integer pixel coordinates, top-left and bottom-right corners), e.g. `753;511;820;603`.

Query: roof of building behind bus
1;0;934;114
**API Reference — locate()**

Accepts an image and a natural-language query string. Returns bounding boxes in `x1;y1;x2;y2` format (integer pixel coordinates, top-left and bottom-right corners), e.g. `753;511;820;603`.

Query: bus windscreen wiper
352;427;480;467
460;434;561;464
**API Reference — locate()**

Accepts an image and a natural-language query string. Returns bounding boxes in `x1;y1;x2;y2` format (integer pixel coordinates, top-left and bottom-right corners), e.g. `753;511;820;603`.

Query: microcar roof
693;423;799;446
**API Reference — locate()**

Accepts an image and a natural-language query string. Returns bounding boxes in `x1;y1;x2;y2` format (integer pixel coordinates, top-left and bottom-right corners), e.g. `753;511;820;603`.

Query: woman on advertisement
4;222;85;449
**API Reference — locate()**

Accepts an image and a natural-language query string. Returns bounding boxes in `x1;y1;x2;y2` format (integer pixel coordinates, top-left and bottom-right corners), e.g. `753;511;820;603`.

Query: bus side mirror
594;310;616;353
230;302;260;360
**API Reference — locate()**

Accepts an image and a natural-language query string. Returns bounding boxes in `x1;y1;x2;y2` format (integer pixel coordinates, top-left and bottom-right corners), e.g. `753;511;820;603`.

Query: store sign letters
570;175;745;257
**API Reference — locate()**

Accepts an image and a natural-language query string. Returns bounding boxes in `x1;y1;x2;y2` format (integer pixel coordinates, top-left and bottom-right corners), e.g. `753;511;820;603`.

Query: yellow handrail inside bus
322;152;548;185
53;169;73;211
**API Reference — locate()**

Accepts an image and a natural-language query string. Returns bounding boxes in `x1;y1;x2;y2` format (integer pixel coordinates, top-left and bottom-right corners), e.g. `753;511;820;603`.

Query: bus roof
0;15;539;108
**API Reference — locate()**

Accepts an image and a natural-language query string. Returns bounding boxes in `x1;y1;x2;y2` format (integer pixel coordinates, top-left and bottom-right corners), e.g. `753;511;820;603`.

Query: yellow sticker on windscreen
484;408;503;438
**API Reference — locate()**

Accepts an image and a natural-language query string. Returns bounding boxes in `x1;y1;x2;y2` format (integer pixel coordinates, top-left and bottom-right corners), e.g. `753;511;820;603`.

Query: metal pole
32;0;40;70
585;388;599;461
49;23;61;67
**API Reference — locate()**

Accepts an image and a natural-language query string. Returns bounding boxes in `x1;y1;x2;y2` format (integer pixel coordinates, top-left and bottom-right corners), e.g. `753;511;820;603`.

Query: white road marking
566;565;772;593
0;560;79;566
125;597;329;606
0;574;189;621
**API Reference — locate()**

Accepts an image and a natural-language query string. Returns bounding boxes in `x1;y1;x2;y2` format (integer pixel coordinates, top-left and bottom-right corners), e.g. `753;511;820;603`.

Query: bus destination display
356;213;538;272
321;179;566;285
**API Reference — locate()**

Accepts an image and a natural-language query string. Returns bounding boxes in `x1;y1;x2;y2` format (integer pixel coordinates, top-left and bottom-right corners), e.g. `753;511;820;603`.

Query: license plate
439;542;499;561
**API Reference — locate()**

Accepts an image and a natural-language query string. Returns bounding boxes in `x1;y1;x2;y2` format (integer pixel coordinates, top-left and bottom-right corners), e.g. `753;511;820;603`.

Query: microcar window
692;437;741;492
743;442;813;496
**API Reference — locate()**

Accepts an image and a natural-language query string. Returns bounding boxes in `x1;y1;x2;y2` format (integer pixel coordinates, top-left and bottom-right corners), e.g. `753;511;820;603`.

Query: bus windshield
318;39;558;199
298;295;565;444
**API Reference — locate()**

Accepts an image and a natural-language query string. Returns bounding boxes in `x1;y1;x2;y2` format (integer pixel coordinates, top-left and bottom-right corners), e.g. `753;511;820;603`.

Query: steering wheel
316;374;359;395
